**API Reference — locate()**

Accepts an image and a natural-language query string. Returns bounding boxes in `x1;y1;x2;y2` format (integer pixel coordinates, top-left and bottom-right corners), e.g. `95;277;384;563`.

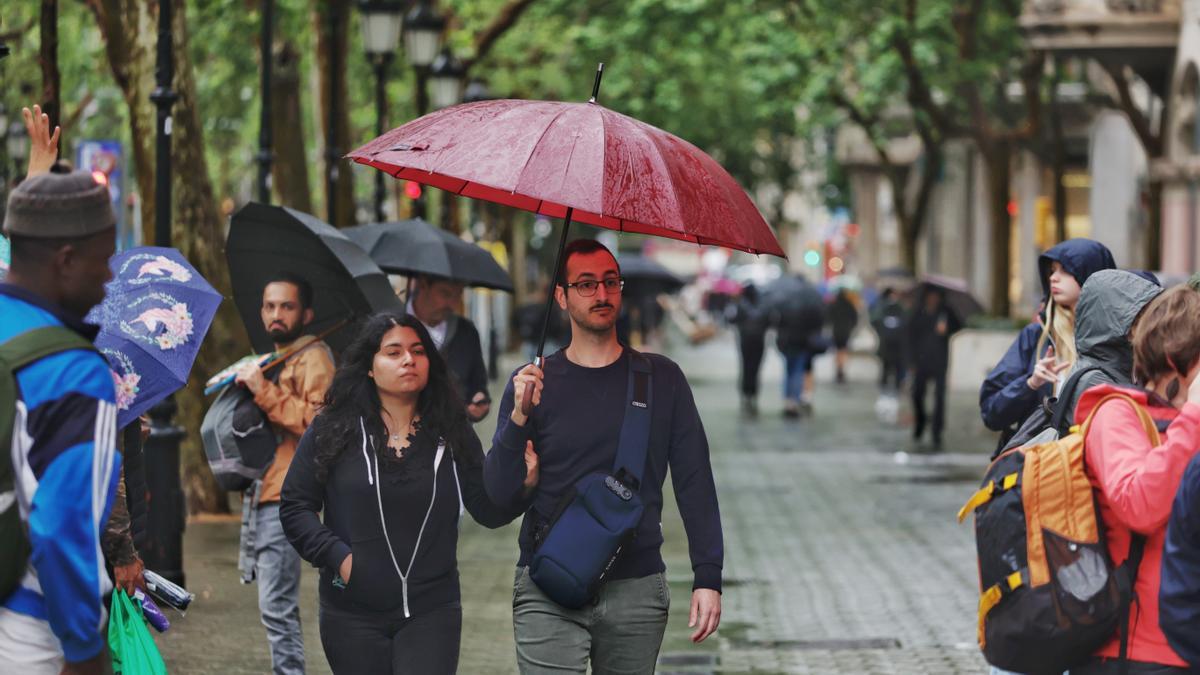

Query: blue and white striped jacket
1;283;119;662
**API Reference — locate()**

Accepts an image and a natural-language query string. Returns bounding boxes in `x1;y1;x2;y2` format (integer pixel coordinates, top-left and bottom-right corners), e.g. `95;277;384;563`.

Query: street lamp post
7;117;28;184
325;2;347;226
360;1;404;223
402;0;444;219
429;47;465;111
147;0;187;587
256;0;274;204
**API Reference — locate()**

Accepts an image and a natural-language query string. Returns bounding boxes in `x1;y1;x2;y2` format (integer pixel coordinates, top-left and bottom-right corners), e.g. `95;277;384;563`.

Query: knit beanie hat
4;163;116;239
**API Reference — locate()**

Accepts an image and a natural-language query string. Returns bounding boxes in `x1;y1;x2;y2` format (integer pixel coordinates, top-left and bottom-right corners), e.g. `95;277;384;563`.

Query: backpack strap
1077;392;1162;447
611;351;653;490
0;326;96;371
1049;365;1108;435
0;326;96;599
0;326;97;458
1116;534;1147;675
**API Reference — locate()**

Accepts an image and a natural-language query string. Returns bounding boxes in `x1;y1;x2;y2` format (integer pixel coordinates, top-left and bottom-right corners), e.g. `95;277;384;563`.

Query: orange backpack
958;393;1157;673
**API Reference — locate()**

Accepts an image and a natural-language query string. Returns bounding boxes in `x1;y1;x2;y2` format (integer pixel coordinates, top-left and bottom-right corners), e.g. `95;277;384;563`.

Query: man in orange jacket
235;272;334;675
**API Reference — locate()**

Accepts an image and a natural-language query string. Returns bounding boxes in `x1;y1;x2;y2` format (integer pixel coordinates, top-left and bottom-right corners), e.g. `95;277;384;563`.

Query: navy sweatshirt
281;420;521;615
484;348;724;592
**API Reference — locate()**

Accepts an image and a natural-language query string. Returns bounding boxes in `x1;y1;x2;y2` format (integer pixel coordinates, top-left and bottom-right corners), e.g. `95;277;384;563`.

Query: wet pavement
154;330;996;674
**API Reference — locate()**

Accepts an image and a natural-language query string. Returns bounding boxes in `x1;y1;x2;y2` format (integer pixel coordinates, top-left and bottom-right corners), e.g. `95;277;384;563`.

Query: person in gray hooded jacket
1057;269;1163;421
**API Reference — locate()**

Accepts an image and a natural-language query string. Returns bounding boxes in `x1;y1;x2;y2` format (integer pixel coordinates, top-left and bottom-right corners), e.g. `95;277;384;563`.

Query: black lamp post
325;2;348;226
429;47;465;110
256;0;274;204
402;0;443;220
7;116;28;185
463;77;492;104
360;0;404;222
147;0;187;587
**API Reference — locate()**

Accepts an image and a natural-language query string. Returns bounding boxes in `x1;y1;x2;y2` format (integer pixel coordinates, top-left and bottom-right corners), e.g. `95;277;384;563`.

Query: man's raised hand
22;104;61;177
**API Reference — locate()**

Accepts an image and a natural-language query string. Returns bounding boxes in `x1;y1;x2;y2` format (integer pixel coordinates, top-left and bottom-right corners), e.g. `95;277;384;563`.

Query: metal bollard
142;396;187;586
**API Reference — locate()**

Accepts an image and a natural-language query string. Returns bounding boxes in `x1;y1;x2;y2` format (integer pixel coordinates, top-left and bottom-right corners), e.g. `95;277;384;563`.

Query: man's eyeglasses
564;277;625;297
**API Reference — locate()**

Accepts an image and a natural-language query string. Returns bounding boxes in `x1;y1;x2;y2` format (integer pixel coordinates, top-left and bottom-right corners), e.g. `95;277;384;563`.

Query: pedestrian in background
281;313;536;674
771;274;826;418
870;287;907;391
1072;286;1200;674
407;275;491;423
728;283;770;417
234;273;336;675
828;289;859;384
979;238;1115;449
908;287;961;449
0;166;119;675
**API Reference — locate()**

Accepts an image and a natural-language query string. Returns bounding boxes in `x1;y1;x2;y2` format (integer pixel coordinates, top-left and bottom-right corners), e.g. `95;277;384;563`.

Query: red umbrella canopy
347;98;785;258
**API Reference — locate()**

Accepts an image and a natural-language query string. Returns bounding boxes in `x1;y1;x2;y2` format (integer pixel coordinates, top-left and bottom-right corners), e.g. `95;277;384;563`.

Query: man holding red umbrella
485;239;722;672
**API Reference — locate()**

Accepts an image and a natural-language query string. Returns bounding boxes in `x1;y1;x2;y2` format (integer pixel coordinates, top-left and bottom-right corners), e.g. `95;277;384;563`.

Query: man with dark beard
485;239;723;673
234;272;334;675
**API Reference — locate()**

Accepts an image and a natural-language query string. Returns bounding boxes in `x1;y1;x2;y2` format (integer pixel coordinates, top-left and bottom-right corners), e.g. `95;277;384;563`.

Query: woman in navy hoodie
281;313;537;674
978;238;1116;450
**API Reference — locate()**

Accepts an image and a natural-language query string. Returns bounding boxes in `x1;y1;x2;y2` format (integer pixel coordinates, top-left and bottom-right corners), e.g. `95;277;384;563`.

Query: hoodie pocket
340;537;405;611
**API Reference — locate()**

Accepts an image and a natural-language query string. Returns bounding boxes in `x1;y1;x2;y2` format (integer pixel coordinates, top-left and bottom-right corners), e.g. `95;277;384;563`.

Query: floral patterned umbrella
85;247;222;428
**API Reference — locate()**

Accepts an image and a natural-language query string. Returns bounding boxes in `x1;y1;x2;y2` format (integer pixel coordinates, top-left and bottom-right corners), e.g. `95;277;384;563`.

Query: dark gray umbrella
617;254;685;297
917;273;984;323
227;203;402;354
343;219;514;292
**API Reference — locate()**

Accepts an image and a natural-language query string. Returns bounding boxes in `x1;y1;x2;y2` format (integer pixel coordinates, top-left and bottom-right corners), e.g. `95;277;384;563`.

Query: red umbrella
347;66;784;406
348;70;783;257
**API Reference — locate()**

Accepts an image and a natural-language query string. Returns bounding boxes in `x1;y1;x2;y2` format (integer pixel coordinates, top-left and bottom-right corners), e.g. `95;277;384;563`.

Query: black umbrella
343;219;514;292
764;274;825;318
917;273;984;323
617;254;685;297
227;203;402;354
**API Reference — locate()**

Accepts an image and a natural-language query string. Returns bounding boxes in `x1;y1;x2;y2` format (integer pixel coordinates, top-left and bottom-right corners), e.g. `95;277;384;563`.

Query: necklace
384;416;416;458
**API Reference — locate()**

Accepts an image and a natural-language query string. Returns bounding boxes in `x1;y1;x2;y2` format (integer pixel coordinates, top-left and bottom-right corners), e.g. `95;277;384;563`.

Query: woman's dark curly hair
311;312;475;480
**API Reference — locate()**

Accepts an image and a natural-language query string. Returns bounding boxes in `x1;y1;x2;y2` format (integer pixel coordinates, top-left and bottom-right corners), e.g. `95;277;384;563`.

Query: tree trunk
1147;180;1163;270
313;0;354;227
39;0;61;131
270;40;312;212
86;0;246;514
982;142;1013;316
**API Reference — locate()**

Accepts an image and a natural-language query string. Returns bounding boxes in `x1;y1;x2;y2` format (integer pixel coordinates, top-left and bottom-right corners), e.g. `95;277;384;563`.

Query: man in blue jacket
485;239;722;673
0;166;120;674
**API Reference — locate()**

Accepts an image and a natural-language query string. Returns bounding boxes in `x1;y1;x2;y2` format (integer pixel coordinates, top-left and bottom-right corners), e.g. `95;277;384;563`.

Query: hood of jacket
1070;269;1162;383
1038;238;1117;298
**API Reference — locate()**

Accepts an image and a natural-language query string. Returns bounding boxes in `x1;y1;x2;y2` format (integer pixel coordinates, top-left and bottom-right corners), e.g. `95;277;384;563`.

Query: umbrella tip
588;63;605;104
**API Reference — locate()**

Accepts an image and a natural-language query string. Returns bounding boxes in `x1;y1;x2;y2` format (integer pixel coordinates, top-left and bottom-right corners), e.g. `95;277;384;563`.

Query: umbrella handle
520;382;535;416
519;355;541;417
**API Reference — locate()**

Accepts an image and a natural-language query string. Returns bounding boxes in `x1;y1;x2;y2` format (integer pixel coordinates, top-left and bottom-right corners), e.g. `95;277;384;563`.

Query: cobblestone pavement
155;332;996;674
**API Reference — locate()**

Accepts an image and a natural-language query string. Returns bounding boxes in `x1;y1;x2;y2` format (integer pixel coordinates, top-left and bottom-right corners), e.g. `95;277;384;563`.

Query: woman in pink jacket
1073;285;1200;674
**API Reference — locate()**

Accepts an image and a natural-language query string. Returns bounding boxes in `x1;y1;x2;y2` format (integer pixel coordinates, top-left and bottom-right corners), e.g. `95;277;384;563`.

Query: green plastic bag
108;590;168;674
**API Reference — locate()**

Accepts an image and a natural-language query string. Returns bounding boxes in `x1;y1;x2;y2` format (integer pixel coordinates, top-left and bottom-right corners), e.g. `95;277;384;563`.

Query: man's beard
267;322;305;345
568;302;617;335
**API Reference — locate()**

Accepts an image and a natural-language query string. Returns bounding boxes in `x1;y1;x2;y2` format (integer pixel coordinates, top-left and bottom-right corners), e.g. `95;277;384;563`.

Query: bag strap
0;326;97;473
1116;534;1147;675
0;326;96;371
1078;392;1162;447
1049;365;1108;435
611;351;653;489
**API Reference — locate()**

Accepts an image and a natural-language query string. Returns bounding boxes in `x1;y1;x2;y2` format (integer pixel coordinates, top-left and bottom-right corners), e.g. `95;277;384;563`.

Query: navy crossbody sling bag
529;352;653;609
